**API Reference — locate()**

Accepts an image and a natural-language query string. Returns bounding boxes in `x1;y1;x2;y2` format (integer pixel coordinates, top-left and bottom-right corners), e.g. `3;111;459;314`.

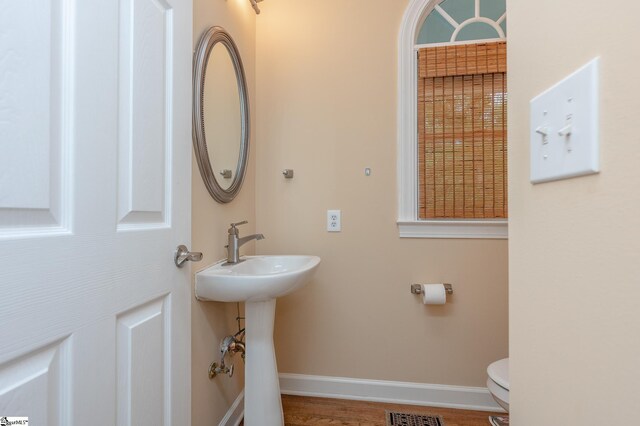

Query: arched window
417;0;506;45
398;0;508;239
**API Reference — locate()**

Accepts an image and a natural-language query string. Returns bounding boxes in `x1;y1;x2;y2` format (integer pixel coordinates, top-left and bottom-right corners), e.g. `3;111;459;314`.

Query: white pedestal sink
195;255;321;426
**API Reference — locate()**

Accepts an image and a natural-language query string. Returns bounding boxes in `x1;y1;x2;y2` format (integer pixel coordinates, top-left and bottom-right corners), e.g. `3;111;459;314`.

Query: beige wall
255;0;508;387
508;1;640;424
192;1;256;424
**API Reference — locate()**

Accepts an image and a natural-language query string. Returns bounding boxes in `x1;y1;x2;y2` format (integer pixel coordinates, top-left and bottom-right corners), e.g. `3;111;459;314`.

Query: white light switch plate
530;58;599;183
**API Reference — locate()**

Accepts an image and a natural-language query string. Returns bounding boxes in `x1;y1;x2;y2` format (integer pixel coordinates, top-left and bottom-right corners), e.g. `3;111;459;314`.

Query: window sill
397;220;508;239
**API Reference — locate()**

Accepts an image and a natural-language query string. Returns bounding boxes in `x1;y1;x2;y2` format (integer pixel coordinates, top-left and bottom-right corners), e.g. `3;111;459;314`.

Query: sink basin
195;255;321;302
195;255;321;426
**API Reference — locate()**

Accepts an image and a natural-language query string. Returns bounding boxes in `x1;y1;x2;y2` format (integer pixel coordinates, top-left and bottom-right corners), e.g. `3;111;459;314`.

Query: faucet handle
229;221;248;235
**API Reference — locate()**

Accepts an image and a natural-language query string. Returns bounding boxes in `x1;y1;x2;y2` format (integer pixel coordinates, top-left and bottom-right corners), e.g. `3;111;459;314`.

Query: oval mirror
193;27;249;203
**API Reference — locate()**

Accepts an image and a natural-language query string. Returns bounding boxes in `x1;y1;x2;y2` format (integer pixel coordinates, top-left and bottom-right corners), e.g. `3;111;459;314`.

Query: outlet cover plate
327;210;341;232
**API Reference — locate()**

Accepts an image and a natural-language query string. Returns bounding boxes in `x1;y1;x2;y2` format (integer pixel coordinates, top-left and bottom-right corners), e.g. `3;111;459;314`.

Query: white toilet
487;358;509;425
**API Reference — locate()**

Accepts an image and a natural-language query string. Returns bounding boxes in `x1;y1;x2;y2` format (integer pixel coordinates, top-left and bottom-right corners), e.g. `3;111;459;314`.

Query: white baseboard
218;390;245;426
279;373;505;413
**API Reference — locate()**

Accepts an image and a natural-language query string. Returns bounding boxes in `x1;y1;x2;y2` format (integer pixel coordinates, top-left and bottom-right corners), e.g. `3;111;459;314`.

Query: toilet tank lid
487;358;509;390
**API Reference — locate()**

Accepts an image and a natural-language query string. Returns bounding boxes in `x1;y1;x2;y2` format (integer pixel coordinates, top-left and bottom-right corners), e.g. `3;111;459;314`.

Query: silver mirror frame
193;26;249;204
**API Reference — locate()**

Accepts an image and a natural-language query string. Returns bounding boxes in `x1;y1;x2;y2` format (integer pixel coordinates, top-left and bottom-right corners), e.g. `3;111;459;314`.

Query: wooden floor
242;395;504;426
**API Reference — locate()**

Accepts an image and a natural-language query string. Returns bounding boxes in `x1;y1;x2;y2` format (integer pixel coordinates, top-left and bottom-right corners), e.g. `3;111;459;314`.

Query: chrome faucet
226;221;265;264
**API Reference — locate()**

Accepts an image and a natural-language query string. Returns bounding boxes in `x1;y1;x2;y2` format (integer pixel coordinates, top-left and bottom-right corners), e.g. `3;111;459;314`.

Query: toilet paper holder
411;283;453;295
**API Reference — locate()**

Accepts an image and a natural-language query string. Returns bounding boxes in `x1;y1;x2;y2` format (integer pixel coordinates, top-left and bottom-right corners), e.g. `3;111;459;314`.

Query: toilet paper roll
422;283;447;305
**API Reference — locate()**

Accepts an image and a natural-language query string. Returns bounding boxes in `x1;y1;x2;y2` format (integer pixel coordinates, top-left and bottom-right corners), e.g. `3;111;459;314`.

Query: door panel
0;0;192;425
0;0;71;234
118;0;173;228
0;338;71;425
117;296;168;426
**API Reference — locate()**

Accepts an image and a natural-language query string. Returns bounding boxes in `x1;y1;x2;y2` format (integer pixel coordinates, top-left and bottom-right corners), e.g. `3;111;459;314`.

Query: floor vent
386;411;445;426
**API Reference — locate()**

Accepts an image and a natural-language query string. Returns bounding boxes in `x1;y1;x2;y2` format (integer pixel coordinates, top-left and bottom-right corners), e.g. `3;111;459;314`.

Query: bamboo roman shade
417;41;507;219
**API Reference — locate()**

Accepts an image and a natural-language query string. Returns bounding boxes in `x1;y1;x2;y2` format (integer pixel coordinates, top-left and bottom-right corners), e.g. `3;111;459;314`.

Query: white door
0;0;193;425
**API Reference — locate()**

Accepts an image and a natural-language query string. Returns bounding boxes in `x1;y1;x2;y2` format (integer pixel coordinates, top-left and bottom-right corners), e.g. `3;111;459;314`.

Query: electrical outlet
327;210;341;232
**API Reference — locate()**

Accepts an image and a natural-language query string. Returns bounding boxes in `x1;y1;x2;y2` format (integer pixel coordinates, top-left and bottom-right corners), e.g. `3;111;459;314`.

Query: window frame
397;0;508;239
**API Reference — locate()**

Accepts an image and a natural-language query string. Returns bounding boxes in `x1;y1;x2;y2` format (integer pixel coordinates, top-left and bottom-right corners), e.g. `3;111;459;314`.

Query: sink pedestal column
244;299;283;426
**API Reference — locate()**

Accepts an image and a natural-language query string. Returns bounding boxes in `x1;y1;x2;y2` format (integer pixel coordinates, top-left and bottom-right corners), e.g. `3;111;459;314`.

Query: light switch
530;58;599;184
